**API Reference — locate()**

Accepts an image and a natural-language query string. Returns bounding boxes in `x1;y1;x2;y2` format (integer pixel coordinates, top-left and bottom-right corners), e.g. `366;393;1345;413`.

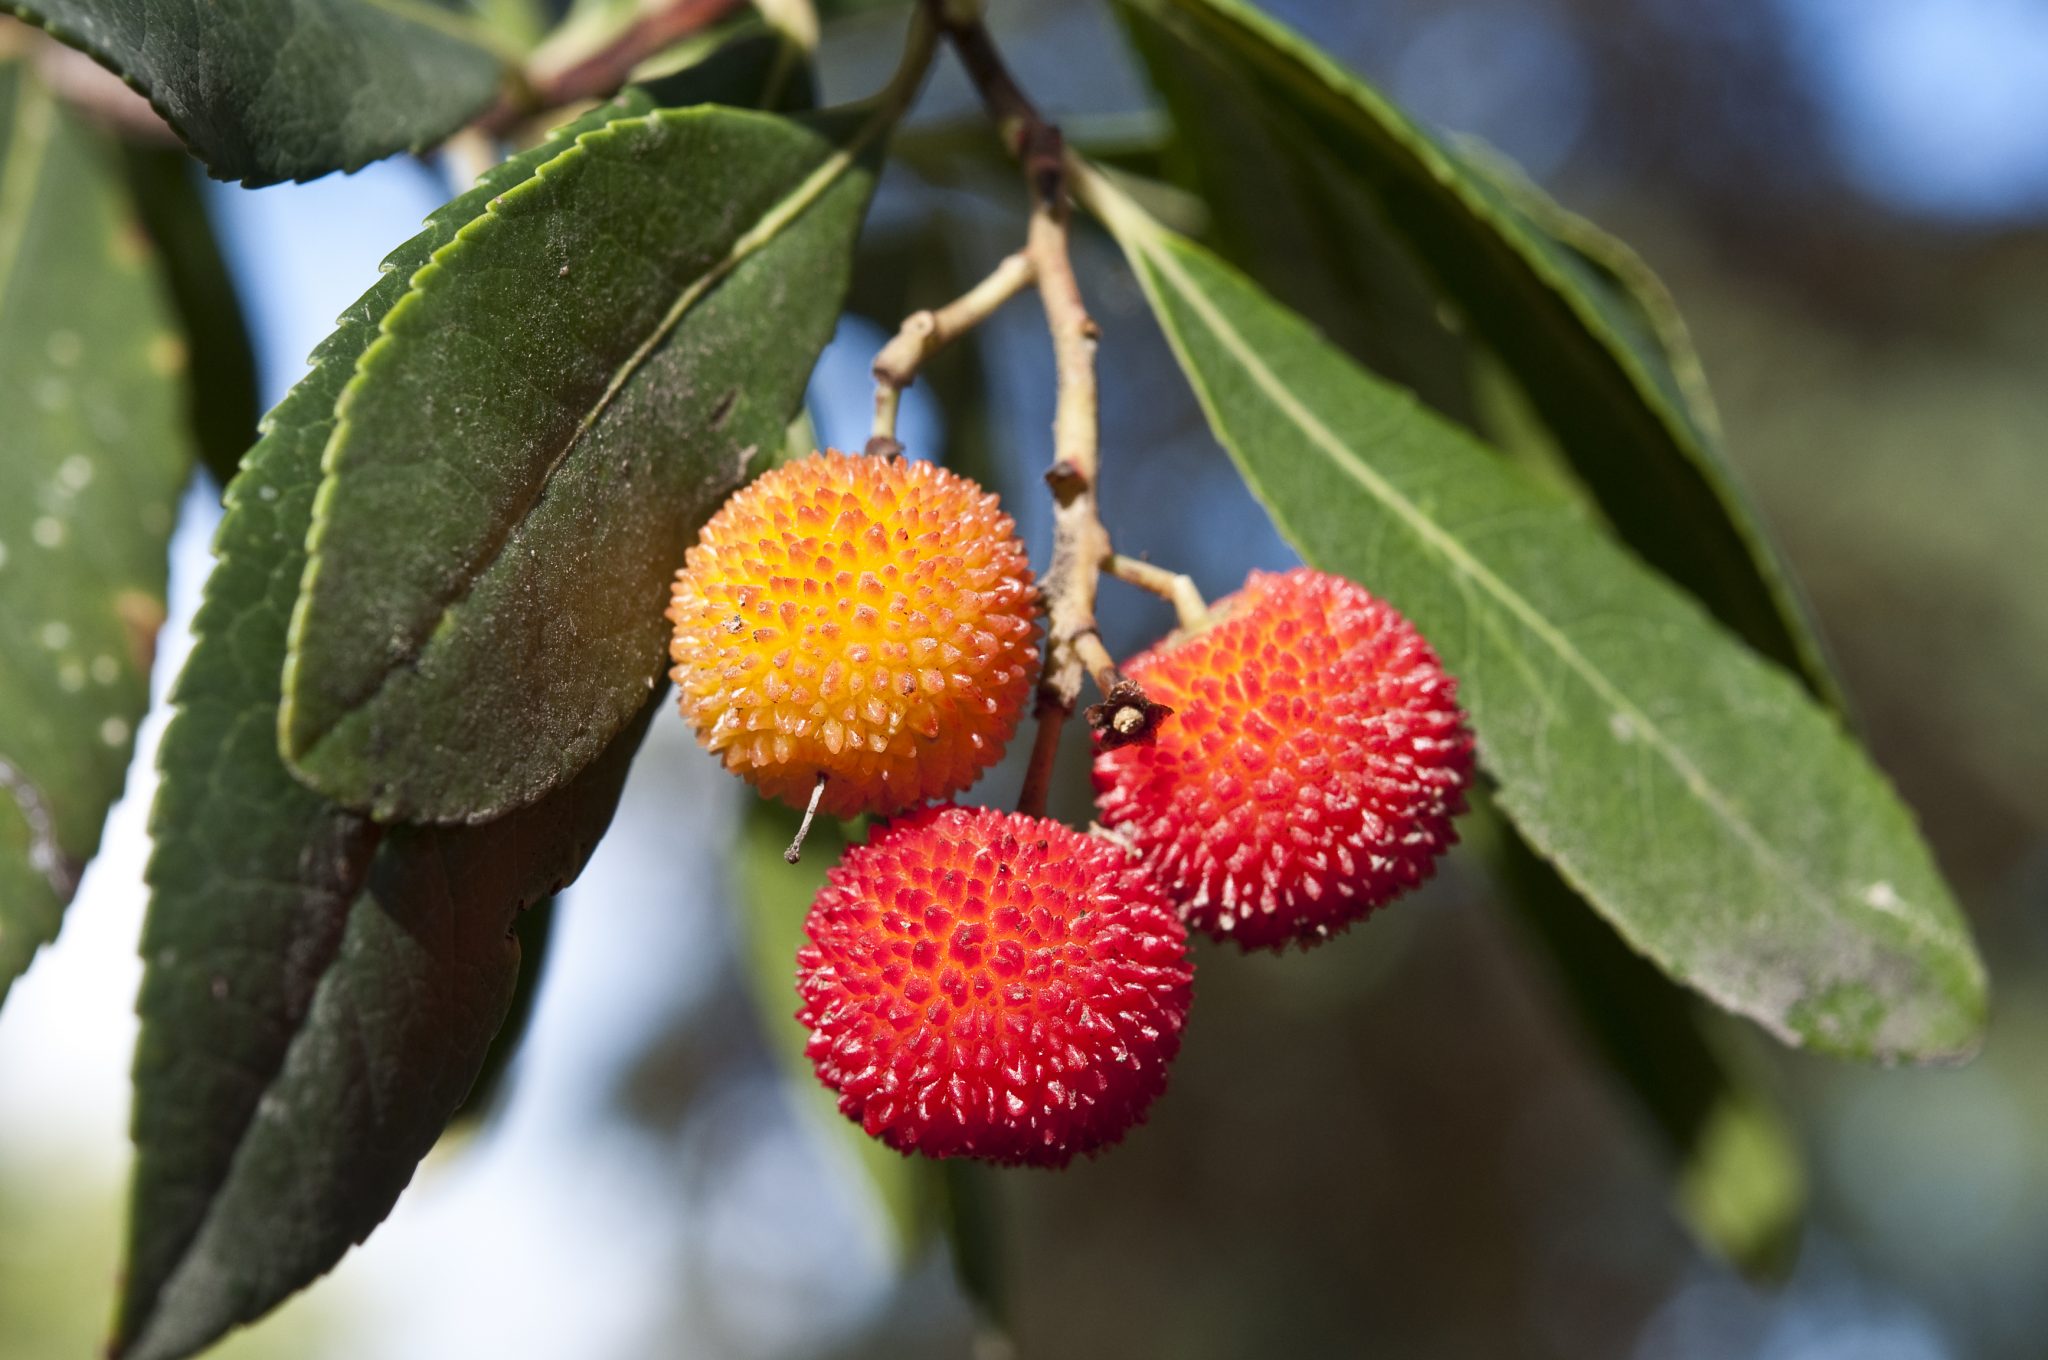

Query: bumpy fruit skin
796;805;1193;1167
668;451;1039;819
1093;568;1472;950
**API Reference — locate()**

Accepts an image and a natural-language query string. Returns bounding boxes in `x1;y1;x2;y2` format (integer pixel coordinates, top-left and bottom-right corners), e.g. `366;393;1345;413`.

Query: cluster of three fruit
666;450;1472;1168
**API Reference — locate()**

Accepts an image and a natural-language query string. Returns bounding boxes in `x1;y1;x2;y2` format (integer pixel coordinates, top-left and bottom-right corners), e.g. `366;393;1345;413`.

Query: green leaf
1090;185;1986;1063
461;0;551;52
1112;0;1845;712
451;892;557;1125
118;145;260;487
128;715;647;1360
0;62;192;1004
125;710;651;1360
1471;799;1804;1274
118;98;658;1360
1112;9;1472;426
634;19;815;114
736;801;934;1262
3;0;507;185
281;102;893;824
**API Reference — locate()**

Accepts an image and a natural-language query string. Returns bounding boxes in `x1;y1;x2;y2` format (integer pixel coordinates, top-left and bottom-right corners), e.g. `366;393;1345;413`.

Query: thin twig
870;249;1036;446
1104;553;1208;631
929;0;1164;814
479;0;748;136
1019;136;1114;811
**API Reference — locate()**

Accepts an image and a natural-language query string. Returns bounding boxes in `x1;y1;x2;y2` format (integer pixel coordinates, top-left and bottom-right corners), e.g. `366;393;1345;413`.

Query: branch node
1024;125;1066;205
1043;460;1085;498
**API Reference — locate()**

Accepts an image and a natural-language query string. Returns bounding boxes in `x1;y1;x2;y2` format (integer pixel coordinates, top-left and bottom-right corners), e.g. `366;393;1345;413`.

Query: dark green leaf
281;103;892;824
939;1160;1007;1332
125;708;650;1360
633;17;814;113
1470;798;1804;1274
1091;186;1986;1062
1113;7;1473;425
119;98;658;1360
118;145;260;487
3;0;507;185
451;892;557;1125
1113;0;1845;712
736;801;933;1261
0;62;192;1004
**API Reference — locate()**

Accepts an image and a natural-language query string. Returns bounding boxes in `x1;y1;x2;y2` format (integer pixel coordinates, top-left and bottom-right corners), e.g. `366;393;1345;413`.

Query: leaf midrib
292;104;888;760
1128;227;1966;968
1135;0;1844;716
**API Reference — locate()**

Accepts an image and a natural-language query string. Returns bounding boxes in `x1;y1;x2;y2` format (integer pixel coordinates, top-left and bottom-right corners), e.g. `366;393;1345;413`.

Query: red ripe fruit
795;805;1193;1167
1092;568;1473;950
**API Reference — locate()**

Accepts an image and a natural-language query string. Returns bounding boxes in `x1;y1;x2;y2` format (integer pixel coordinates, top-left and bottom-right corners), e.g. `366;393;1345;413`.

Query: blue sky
1779;0;2048;222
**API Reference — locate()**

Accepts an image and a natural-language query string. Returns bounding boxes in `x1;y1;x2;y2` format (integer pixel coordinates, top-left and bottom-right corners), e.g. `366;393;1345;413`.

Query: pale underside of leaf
1099;199;1982;1062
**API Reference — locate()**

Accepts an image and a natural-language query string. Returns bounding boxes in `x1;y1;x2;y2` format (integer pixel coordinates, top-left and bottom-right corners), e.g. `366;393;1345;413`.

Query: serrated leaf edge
279;101;898;818
0;0;508;186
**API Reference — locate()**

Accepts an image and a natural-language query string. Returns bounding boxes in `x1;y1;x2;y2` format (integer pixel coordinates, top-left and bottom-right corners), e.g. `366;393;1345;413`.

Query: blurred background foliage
3;0;2046;1356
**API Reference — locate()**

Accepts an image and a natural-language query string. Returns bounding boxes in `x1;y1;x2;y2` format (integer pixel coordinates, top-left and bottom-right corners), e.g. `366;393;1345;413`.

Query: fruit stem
869;248;1037;447
1104;553;1208;631
931;0;1162;816
784;773;827;864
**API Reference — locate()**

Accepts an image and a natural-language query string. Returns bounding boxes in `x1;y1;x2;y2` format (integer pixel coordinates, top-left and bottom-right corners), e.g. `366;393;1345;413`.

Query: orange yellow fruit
1093;568;1472;949
668;451;1039;819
